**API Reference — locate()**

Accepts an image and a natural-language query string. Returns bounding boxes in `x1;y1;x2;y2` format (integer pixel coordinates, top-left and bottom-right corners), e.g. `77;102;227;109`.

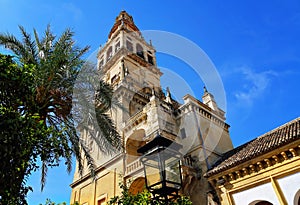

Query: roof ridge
257;117;300;139
205;116;300;177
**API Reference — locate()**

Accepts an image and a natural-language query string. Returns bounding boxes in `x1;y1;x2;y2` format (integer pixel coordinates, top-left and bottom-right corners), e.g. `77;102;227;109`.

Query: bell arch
249;200;273;205
126;129;146;164
128;177;146;195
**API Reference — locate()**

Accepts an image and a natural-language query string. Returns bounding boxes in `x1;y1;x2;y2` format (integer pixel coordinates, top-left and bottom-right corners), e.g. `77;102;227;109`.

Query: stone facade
70;11;233;205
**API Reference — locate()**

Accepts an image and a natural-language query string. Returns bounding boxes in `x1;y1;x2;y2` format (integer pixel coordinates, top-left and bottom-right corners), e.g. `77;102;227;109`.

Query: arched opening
255;202;273;205
147;51;154;65
129;177;145;195
294;189;300;205
249;201;273;205
106;46;112;61
136;43;144;59
126;40;133;52
126;129;146;164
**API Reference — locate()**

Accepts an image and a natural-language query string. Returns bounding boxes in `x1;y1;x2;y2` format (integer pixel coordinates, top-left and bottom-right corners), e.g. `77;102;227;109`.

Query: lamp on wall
137;134;183;203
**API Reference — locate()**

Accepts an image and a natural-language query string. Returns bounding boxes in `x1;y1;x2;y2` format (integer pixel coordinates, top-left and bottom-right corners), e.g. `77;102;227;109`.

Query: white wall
277;172;300;205
232;182;278;205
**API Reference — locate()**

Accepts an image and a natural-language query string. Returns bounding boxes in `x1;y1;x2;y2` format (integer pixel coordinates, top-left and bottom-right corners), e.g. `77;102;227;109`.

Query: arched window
115;41;120;52
294;189;300;205
106;46;112;61
126;40;133;52
249;201;273;205
148;54;153;65
126;129;146;164
136;43;144;59
256;202;273;205
129;177;145;195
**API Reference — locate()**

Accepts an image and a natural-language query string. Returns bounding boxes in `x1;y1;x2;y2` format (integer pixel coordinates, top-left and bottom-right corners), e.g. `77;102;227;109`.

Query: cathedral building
70;10;300;205
70;10;234;205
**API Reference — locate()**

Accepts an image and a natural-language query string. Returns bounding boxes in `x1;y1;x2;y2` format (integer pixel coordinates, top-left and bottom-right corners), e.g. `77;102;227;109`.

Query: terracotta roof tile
205;117;300;177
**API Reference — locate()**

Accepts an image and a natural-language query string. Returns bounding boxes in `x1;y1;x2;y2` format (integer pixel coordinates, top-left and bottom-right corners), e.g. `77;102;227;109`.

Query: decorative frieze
272;155;280;163
213;144;300;185
264;158;272;167
249;164;256;174
289;148;297;157
242;167;248;175
256;162;263;171
281;152;288;160
235;171;241;179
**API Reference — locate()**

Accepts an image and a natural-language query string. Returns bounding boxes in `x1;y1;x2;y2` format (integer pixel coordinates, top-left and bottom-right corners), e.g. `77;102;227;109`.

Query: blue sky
1;0;300;204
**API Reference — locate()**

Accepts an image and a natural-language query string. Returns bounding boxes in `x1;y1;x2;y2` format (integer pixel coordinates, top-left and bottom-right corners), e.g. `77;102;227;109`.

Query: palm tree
0;25;121;202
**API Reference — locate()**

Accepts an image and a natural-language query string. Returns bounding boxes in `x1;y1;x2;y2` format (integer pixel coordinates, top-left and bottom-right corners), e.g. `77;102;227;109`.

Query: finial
203;86;208;93
149;40;152;46
165;87;172;103
152;86;156;96
166;87;171;97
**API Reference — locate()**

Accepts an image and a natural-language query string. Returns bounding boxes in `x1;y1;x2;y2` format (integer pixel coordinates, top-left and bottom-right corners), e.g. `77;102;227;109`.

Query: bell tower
97;10;162;129
70;11;233;205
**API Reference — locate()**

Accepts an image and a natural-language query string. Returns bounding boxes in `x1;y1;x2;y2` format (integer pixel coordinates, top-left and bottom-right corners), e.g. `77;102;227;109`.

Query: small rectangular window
97;198;106;205
97;194;107;205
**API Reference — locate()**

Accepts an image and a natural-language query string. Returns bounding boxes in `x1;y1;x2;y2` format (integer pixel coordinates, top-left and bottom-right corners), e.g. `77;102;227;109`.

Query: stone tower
70;11;233;205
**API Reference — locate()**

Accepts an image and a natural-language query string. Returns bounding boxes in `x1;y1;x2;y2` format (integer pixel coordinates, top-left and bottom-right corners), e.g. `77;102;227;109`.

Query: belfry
70;11;233;205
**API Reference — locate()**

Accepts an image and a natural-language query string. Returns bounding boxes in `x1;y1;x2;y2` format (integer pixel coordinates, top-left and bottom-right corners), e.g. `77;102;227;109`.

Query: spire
202;87;218;111
108;11;140;39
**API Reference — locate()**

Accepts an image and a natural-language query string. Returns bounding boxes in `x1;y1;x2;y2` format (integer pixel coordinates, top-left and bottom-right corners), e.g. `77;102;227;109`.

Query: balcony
126;158;143;176
123;111;147;133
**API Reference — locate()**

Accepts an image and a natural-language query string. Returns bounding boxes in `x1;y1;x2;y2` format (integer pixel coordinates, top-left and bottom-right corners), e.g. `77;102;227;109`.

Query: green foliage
39;198;67;205
107;184;192;205
0;54;43;204
39;199;67;205
0;25;121;204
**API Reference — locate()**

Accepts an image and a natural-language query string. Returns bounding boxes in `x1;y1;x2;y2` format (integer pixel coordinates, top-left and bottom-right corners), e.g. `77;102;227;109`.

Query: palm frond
66;124;83;176
0;33;27;60
79;139;96;179
18;25;38;64
94;111;122;152
33;28;43;57
40;160;48;191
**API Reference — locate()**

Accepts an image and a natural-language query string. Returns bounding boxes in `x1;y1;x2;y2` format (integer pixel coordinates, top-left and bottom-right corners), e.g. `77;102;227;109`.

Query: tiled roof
205;117;300;177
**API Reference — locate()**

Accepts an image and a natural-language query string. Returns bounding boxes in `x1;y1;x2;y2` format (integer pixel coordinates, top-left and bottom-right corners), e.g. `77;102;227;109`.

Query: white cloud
234;66;277;106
